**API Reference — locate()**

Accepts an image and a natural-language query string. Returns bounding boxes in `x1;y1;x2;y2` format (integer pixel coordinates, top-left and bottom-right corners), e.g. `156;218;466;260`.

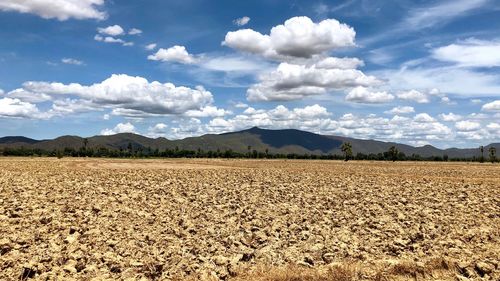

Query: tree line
0;141;497;163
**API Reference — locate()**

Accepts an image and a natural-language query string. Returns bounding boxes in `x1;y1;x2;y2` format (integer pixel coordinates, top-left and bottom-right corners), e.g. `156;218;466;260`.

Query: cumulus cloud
233;16;250;26
128;28;142;35
145;43;157;50
101;122;136;135
148;45;198;64
247;62;380;101
61;58;84;65
385;106;415;115
184;106;231;118
0;97;42;119
432;39;500;68
439;113;463;122
413;113;435;123
0;0;107;20
147;123;168;138
397;90;430;103
315;57;364;70
345;86;394;104
223;16;356;61
97;25;125;36
94;34;132;46
12;74;214;116
455;120;481;132
234;102;248;109
482;100;500;112
487;122;500;131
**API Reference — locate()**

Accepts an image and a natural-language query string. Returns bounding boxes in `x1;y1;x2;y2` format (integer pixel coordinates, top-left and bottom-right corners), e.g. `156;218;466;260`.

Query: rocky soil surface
0;158;498;280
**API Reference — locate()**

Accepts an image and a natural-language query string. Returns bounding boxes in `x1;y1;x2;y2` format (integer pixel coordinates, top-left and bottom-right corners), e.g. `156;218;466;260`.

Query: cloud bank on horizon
0;0;499;148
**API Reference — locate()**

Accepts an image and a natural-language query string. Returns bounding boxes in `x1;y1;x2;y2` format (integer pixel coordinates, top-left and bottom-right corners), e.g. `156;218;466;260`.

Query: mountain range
0;127;497;158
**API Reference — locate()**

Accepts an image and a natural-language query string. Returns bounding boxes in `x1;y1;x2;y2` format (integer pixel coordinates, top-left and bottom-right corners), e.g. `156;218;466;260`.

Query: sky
0;0;499;148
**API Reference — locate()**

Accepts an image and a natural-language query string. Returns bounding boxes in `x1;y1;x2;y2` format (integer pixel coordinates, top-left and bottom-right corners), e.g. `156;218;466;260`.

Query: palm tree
489;147;497;163
341;142;353;161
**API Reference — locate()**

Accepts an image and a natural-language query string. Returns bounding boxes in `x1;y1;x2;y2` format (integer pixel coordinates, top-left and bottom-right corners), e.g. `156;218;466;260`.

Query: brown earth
0;158;498;280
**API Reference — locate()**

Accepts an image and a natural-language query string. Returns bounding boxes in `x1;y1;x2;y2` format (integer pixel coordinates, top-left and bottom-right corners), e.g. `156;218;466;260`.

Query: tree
247;145;252;158
480;146;485;163
341;142;353;161
388;146;399;162
127;142;133;155
83;138;89;149
489;147;497;163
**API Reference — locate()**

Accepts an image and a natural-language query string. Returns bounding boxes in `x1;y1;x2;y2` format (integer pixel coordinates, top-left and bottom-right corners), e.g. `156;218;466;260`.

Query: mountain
0;127;497;159
0;136;40;145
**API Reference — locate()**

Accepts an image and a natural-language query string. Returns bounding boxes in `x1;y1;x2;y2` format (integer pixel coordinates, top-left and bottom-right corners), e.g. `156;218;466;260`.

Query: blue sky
0;0;499;148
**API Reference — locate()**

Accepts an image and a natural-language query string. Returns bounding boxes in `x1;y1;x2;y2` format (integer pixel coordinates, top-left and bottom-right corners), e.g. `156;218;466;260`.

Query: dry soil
0;158;498;280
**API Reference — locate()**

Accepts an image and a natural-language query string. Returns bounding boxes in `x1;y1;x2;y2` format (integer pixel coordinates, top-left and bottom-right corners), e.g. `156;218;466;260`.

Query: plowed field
0;158;498;280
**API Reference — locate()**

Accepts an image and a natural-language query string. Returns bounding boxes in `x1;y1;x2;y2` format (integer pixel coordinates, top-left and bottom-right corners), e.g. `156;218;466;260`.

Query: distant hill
0;127;498;159
0;136;40;145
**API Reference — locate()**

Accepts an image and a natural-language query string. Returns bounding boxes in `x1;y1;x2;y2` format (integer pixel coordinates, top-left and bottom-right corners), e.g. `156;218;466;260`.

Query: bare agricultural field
0;158;499;280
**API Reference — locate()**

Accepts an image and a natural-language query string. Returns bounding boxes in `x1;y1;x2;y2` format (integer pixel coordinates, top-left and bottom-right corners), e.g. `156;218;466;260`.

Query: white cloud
145;43;157;51
148;45;197;64
385;106;415;115
375;65;500;97
199;55;272;73
0;0;107;21
223;16;355;61
128;28;142;35
397;90;430;103
103;114;110;120
413;113;435;123
234;102;248;109
0;97;41;119
101;122;136;135
403;0;489;31
455;120;481;131
345;86;394;104
233;16;250;26
487;122;500;131
147;123;168;138
247;62;380;101
293;104;330;119
482;100;500;112
3;88;52;103
97;25;125;36
16;74;214;116
61;58;84;65
315;57;364;70
432;39;500;68
439;113;463;122
185;106;231;118
440;96;453;104
94;34;132;46
471;99;482;104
